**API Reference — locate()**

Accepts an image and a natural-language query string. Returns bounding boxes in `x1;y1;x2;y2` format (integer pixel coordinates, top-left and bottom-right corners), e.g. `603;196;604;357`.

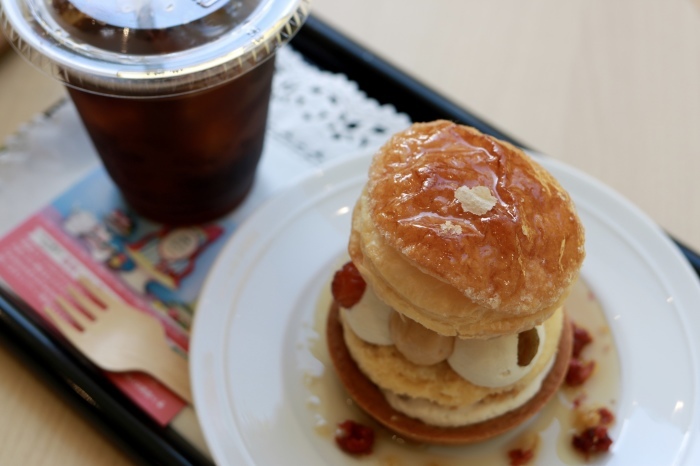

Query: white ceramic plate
190;153;700;465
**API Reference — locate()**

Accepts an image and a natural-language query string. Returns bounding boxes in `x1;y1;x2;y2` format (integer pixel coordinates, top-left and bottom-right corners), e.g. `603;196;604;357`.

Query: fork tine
68;286;102;316
56;295;90;329
78;277;115;307
44;305;80;336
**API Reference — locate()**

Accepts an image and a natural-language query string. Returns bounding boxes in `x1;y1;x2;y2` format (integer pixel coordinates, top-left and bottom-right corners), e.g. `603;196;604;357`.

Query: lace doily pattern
269;47;411;164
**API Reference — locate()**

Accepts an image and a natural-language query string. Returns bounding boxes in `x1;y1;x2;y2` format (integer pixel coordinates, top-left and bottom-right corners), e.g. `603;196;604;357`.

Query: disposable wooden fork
44;277;192;404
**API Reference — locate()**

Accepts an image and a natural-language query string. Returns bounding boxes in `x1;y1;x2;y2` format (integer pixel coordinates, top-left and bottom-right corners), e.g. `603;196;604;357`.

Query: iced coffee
1;0;311;224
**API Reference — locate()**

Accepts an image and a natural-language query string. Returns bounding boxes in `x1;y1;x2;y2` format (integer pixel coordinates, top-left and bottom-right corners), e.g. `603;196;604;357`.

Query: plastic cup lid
0;0;311;97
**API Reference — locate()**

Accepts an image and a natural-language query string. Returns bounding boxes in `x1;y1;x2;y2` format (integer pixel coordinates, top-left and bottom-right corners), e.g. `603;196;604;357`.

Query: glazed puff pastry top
349;120;585;339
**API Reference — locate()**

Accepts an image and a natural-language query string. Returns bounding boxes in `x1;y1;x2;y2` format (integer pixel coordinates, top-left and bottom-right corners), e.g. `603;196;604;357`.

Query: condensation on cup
0;0;311;224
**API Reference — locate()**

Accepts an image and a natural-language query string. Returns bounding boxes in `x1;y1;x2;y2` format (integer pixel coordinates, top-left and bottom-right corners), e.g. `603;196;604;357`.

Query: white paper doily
269;48;411;163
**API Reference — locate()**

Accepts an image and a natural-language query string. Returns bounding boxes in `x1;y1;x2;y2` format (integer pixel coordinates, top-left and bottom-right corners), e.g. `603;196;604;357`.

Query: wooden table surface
1;1;699;464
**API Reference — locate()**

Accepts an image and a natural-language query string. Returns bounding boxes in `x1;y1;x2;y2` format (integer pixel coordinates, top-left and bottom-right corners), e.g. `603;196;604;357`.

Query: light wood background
1;1;699;464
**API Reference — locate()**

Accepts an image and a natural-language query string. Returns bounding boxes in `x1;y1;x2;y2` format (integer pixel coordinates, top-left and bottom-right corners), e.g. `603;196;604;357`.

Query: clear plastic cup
0;0;311;224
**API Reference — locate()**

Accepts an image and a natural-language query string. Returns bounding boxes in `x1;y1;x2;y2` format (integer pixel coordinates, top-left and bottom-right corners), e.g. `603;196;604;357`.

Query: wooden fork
44;277;192;404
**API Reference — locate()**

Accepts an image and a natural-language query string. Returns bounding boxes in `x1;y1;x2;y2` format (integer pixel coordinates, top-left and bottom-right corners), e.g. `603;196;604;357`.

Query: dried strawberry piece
572;426;613;458
597;407;615;426
335;420;375;455
566;358;595;386
508;448;534;465
331;261;366;308
572;323;593;358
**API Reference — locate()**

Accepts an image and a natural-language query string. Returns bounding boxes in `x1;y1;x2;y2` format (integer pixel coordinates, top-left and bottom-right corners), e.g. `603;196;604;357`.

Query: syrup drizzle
303;273;620;465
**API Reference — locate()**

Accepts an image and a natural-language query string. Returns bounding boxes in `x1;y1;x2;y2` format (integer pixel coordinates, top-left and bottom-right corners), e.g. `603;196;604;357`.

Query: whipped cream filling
382;354;556;427
340;284;393;345
342;282;544;387
447;324;545;388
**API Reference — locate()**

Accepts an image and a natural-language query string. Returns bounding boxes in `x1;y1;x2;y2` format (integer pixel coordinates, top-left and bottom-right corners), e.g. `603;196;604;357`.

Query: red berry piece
572;426;613;458
508;448;535;465
572;323;593;359
334;420;375;455
566;358;596;387
331;261;366;308
597;407;615;426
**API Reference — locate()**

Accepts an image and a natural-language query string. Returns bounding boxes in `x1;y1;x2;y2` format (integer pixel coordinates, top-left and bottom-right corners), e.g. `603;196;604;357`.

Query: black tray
2;14;700;466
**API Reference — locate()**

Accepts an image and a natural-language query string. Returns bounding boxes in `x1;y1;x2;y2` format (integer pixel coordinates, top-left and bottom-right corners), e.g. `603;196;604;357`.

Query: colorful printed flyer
0;167;237;426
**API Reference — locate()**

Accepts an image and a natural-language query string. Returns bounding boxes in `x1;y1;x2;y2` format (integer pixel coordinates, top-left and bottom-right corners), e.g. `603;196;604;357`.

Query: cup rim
0;0;311;97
